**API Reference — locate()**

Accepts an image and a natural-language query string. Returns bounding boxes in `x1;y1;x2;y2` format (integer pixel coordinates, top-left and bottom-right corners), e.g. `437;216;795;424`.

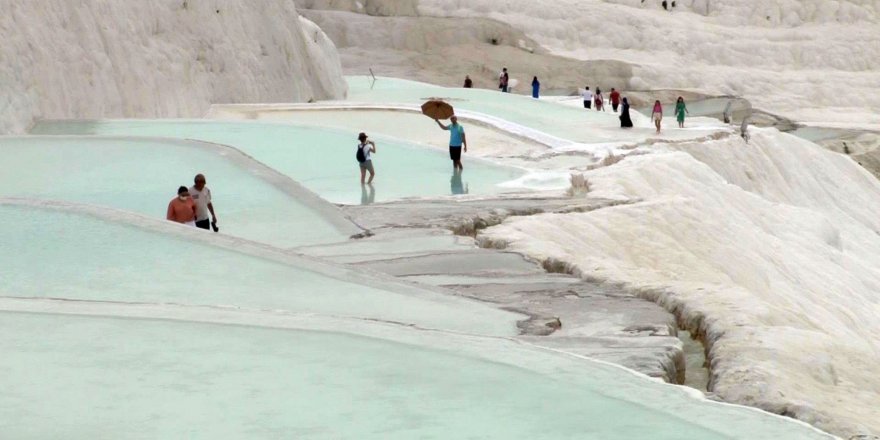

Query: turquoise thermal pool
0;206;834;439
0;80;836;439
0;309;833;440
0;136;354;247
0;204;517;335
31;120;525;205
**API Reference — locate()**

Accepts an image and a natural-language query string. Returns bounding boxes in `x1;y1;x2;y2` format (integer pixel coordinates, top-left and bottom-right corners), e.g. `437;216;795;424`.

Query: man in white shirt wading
189;173;218;232
583;86;593;109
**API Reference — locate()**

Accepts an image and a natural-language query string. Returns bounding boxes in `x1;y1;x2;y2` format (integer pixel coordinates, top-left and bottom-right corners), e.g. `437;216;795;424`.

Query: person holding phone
356;132;377;185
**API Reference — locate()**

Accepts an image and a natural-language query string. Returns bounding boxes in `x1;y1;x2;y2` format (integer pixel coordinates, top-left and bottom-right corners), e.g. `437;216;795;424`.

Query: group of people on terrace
468;69;692;134
583;86;690;133
359;71;695;189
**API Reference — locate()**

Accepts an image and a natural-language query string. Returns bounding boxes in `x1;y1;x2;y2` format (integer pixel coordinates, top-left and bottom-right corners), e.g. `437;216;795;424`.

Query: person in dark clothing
499;68;510;93
619;97;633;128
531;76;540;98
463;75;473;88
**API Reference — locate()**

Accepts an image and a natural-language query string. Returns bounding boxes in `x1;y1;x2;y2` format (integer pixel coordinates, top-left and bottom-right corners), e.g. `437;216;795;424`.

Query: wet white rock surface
294;197;693;384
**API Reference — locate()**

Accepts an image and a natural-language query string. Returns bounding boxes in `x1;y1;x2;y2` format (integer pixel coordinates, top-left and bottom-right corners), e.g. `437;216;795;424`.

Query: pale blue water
0;312;833;440
788;126;854;142
0;136;349;247
0;128;837;439
30;120;524;204
0;205;518;336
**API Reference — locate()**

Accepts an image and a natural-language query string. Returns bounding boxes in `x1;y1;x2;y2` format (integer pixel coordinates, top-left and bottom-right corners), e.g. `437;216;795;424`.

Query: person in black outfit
619;97;633;128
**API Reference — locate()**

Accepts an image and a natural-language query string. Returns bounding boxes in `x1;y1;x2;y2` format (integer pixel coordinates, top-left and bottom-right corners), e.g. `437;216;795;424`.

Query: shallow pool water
2;116;837;439
345;76;623;142
0;136;352;247
31;120;525;205
0;204;836;438
0;204;519;336
0;310;833;440
788;126;857;142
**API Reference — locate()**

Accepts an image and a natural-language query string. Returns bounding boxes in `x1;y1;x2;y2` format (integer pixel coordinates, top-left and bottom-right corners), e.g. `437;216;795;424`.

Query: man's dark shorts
449;146;462;161
195;219;211;230
584;100;592;109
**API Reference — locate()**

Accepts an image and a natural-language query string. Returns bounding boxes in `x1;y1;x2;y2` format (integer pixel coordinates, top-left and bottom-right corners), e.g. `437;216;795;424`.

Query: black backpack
356;143;366;163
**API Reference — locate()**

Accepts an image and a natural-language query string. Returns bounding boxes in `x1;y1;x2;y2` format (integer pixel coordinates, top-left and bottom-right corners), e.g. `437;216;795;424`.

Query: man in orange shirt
166;186;196;226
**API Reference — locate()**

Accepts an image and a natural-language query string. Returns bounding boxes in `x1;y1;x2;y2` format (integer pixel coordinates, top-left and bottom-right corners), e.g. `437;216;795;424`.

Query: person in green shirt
675;96;690;128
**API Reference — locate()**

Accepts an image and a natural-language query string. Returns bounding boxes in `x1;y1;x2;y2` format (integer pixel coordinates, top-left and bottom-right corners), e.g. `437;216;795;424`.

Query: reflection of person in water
451;170;468;195
360;183;376;205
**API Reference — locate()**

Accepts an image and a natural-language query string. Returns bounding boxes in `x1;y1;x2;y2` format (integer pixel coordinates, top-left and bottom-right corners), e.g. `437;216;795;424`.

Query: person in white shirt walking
582;86;593;109
189;174;218;232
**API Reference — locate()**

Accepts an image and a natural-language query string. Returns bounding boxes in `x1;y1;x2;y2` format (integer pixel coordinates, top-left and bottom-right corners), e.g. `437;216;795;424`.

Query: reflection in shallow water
360;184;376;205
451;171;468;195
32;119;524;205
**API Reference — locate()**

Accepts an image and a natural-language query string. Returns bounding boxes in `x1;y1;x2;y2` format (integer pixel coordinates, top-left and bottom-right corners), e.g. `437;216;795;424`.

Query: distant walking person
463;75;473;88
356;132;377;185
582;86;593;109
499;68;510;93
594;88;605;111
435;116;468;171
531;76;541;99
610;88;621;112
722;100;733;124
190;174;217;231
619;97;633;128
167;186;196;226
675;96;689;128
652;100;663;134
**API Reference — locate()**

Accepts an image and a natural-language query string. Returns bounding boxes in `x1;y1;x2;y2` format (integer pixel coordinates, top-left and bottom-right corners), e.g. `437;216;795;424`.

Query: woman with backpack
594;88;605;111
356;132;377;185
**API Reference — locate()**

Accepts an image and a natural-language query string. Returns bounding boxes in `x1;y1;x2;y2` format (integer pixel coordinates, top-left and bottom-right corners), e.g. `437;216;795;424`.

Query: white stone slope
418;0;880;125
480;128;880;437
0;0;347;134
